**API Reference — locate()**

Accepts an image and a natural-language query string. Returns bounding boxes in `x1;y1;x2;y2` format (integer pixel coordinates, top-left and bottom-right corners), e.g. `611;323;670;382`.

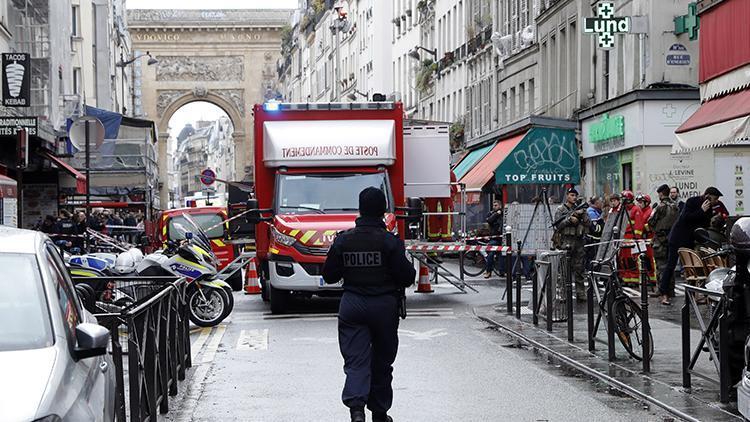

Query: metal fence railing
73;276;191;422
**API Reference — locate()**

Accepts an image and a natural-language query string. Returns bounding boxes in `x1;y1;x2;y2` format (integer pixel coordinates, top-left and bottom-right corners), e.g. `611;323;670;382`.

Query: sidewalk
473;284;743;422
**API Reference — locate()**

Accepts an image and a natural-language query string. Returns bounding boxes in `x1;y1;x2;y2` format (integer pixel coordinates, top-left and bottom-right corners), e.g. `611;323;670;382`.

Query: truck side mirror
246;199;262;224
396;197;423;222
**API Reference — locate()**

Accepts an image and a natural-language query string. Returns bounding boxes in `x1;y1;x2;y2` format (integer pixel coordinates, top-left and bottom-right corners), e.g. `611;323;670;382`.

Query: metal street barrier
532;250;570;332
682;284;731;403
73;276;191;422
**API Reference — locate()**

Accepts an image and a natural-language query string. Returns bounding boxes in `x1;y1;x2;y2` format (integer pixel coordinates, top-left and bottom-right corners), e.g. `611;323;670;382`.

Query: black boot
350;407;365;422
372;411;393;422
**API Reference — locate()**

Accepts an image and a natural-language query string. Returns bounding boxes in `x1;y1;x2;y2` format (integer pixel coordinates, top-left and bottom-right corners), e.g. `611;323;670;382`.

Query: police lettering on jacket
343;251;383;267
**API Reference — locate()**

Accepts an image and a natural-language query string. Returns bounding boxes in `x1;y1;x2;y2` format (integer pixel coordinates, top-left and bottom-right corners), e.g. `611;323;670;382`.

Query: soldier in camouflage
553;188;591;300
648;184;680;297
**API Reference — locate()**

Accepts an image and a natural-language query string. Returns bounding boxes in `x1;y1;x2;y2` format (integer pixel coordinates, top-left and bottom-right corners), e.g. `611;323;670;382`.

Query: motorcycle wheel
188;287;228;327
222;286;235;317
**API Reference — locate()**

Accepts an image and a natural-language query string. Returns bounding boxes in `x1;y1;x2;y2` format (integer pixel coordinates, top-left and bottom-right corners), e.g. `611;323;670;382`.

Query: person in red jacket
619;191;656;285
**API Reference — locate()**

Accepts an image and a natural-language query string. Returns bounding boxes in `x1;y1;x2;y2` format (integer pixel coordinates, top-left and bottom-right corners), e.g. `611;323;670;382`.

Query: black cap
567;187;579;195
704;186;723;197
359;187;387;217
657;184;670;195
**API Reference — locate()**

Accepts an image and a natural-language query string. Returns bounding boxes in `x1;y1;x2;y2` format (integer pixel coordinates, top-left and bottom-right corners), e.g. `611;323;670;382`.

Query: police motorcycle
692;219;750;408
137;214;234;327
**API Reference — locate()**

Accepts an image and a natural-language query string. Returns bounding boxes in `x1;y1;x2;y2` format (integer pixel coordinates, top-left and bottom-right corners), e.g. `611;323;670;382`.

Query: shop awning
40;151;86;194
460;133;526;192
494;127;580;185
674;89;750;152
452;143;494;180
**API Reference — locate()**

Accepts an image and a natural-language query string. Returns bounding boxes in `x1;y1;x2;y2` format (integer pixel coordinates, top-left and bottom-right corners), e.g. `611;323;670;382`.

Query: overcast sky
127;0;297;8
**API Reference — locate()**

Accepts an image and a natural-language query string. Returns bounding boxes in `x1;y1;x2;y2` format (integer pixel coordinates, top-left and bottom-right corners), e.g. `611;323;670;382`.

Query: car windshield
276;172;392;214
0;253;53;352
168;213;224;240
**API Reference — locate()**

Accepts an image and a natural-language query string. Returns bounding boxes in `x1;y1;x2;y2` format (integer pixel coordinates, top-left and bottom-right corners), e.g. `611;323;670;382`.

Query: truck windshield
276;172;391;214
168;213;225;240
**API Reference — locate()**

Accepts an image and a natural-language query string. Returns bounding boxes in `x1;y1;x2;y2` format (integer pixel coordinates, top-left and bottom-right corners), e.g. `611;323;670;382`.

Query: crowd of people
33;208;146;251
555;184;727;305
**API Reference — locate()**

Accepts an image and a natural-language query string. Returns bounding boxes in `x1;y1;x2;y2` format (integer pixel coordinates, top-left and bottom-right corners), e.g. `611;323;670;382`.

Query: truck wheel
269;285;290;314
227;270;243;291
260;278;270;302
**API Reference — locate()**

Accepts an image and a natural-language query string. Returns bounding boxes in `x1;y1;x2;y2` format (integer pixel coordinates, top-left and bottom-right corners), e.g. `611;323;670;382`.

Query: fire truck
247;100;450;313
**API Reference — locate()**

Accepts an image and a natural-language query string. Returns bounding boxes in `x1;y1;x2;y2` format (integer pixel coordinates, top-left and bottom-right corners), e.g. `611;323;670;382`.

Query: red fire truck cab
153;206;242;290
250;101;412;314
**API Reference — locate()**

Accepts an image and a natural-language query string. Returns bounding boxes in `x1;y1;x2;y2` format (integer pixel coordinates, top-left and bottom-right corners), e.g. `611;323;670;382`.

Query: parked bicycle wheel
461;251;486;277
611;296;654;361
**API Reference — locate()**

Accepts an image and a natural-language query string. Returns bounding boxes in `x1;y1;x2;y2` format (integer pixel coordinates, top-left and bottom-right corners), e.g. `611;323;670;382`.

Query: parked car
0;227;115;422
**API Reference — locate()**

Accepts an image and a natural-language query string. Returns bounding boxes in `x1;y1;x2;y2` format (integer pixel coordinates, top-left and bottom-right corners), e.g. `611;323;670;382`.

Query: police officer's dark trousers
338;291;399;413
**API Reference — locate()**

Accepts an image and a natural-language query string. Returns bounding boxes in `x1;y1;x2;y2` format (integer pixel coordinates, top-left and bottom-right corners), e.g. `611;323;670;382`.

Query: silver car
0;227;115;422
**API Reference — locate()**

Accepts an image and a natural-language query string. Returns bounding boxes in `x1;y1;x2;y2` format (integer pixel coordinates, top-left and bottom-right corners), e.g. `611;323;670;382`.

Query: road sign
200;168;216;186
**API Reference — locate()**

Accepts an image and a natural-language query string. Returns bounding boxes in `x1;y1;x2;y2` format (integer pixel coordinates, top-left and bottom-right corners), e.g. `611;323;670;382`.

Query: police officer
553;188;590;300
322;187;416;422
648;184;679;297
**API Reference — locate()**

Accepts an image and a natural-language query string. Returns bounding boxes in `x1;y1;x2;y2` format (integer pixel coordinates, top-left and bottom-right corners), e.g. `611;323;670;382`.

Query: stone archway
128;8;290;206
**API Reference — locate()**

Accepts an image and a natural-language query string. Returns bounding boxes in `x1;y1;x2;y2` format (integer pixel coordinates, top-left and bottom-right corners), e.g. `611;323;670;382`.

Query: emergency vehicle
248;100;450;313
153;206;243;290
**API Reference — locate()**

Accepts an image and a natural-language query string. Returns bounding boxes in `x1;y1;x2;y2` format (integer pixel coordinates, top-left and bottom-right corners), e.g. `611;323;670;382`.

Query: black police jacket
322;216;416;296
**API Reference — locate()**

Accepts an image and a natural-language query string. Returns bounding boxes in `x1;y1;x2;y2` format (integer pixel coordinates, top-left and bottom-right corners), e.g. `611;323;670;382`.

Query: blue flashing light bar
263;102;281;111
262;102;396;112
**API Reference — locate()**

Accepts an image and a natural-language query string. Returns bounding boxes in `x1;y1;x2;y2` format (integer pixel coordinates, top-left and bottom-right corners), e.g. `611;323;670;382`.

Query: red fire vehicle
153;206;243;290
248;101;447;314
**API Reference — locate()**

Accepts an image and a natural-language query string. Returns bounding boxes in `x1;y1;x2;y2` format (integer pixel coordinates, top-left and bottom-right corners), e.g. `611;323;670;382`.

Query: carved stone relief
156;89;188;117
214;89;245;117
156;56;244;82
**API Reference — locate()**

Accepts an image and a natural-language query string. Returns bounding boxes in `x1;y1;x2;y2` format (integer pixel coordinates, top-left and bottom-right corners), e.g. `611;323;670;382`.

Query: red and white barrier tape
406;243;512;252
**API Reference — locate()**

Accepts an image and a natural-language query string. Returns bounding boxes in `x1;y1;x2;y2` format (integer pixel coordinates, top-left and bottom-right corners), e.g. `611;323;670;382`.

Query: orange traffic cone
244;257;262;295
415;263;434;293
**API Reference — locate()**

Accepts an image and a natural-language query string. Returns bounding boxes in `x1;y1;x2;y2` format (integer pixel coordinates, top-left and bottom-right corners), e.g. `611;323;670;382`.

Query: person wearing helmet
553;188;590;300
657;187;723;305
618;190;650;285
649;184;680;297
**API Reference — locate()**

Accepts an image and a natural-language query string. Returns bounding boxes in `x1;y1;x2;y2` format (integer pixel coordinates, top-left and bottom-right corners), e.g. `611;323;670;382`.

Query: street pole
85;120;91;216
16;128;25;228
120;52;126;115
334;26;340;101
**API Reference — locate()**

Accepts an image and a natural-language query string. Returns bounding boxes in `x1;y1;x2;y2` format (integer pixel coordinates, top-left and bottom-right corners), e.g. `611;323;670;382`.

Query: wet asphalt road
164;280;676;422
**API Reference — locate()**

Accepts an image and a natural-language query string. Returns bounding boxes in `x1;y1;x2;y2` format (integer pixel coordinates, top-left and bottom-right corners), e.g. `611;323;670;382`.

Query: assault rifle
550;201;588;228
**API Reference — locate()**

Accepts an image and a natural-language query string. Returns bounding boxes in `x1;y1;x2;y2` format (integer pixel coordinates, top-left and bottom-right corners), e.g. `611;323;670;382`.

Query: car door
45;243;110;422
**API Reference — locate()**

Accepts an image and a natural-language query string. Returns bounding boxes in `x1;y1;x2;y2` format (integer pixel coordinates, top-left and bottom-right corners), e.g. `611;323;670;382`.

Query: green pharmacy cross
583;2;631;49
674;2;699;41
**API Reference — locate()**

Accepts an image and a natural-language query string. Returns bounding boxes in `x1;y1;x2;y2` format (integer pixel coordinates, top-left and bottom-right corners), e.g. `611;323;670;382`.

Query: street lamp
347;89;368;101
408;46;438;62
330;1;351;101
115;51;158;115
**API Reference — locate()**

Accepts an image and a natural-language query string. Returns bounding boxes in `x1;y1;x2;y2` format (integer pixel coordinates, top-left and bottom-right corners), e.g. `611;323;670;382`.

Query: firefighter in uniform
322;187;417;422
553;188;590;300
648;184;679;297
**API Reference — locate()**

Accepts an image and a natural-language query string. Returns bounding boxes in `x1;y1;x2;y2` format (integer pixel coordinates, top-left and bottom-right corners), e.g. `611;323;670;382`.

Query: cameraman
553;188;590;301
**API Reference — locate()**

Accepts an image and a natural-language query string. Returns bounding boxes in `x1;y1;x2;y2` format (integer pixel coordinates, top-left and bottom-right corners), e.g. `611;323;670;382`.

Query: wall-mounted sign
674;2;699;41
589;113;624;143
666;43;691;66
583;2;631;49
0;116;37;136
2;53;30;107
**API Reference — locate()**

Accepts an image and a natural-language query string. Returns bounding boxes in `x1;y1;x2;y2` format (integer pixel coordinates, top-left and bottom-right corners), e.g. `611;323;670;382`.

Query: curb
474;309;742;422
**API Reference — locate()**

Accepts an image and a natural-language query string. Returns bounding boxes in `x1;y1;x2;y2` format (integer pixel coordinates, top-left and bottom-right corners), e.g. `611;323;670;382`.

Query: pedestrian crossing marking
398;328;448;340
237;328;269;351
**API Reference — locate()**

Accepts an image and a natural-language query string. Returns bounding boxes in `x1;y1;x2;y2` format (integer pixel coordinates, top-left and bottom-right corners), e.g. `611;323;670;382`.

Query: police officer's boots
350;408;365;422
372;412;393;422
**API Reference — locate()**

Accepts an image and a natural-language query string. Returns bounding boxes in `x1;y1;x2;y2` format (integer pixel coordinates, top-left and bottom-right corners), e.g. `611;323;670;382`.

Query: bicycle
462;234;508;278
587;240;654;361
